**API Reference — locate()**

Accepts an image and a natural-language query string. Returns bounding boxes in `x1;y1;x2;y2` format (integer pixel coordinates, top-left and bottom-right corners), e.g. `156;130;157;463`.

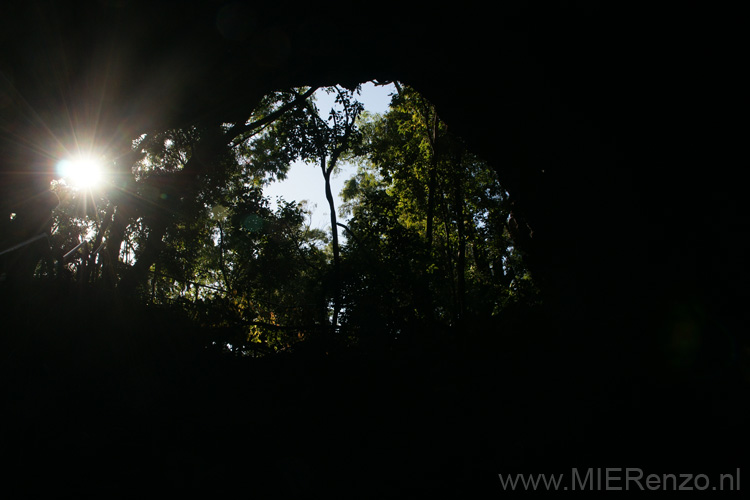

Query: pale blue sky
263;82;395;231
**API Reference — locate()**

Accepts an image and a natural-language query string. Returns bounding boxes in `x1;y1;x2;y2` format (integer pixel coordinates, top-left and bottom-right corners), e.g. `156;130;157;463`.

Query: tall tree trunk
440;200;457;323
322;156;341;330
103;149;142;287
454;154;466;323
151;260;158;302
418;107;440;330
425;109;439;250
85;202;115;284
102;204;131;288
217;219;232;291
118;216;168;295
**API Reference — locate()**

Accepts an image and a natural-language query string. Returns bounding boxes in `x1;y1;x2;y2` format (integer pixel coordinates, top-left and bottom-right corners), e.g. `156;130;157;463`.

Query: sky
263;82;396;232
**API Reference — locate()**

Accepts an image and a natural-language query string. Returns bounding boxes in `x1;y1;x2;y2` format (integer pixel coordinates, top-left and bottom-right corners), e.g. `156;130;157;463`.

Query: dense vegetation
0;82;553;494
5;81;743;497
1;3;746;496
1;86;745;499
25;83;538;356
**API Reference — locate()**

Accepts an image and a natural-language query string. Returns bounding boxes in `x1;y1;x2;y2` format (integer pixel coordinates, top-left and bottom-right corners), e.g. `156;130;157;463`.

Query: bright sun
58;155;103;189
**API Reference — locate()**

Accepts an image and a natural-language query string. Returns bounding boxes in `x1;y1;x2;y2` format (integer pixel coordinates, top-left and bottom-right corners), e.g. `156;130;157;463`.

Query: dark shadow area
1;1;746;497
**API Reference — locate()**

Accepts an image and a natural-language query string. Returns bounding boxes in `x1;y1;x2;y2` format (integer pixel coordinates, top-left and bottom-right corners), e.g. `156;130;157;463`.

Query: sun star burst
58;155;103;189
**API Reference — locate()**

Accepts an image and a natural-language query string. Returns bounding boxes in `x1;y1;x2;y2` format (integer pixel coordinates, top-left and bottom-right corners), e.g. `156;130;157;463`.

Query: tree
34;81;538;353
339;83;539;343
285;86;364;331
41;88;317;293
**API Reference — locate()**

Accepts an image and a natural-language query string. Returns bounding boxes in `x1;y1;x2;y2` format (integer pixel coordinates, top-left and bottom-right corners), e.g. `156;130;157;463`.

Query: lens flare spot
242;213;264;233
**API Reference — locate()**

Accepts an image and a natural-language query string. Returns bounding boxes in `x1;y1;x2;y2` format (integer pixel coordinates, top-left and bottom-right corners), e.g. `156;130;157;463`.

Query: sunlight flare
57;155;103;189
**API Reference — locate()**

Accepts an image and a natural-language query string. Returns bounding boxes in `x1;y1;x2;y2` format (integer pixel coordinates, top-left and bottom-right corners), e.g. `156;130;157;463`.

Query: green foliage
338;84;540;340
38;82;538;353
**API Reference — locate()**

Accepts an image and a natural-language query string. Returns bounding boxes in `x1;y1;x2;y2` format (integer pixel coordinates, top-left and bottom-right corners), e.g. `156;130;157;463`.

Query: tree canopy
5;83;538;356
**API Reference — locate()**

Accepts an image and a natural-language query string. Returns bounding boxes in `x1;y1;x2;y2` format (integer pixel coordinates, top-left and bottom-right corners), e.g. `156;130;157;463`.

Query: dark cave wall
0;1;744;366
1;3;747;493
